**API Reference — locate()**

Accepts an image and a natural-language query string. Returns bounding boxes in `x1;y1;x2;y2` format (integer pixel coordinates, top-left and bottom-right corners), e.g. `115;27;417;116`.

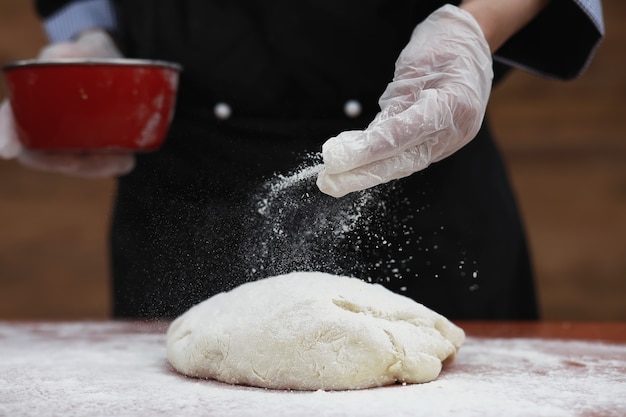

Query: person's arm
316;1;605;197
459;0;551;54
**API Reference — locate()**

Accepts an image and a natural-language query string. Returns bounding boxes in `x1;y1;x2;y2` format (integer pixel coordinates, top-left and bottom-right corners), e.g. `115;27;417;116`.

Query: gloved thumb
0;101;23;159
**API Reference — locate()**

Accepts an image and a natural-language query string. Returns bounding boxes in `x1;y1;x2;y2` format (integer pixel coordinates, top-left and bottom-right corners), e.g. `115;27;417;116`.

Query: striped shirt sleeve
41;0;118;43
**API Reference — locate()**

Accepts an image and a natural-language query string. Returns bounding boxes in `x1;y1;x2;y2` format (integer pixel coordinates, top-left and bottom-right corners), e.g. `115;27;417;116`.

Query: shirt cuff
43;0;118;43
493;0;604;80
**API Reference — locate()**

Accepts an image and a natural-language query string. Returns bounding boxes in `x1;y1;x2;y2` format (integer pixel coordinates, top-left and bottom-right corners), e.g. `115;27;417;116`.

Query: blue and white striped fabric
576;0;604;33
43;0;117;43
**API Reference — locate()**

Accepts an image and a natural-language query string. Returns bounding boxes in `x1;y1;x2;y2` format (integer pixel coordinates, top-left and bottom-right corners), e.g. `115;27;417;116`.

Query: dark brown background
1;1;624;320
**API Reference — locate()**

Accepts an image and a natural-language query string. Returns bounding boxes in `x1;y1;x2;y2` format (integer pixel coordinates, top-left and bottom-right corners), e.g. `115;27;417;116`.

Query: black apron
109;0;538;320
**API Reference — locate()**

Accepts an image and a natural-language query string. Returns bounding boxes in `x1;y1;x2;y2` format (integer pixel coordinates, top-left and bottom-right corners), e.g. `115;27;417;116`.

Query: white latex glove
0;30;135;178
317;5;493;197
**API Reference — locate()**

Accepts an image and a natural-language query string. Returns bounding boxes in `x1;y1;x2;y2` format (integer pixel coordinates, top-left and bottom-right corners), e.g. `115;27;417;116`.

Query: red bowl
2;58;181;152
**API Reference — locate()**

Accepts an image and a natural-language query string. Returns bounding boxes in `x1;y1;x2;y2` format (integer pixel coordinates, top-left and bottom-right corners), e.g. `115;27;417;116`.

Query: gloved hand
0;30;135;178
317;5;493;197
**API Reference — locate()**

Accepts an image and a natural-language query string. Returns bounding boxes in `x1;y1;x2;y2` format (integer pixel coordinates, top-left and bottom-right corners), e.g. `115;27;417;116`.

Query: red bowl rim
2;58;182;72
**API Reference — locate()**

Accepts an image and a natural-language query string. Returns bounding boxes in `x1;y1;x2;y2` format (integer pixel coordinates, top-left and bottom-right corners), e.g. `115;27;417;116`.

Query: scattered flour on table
1;322;626;417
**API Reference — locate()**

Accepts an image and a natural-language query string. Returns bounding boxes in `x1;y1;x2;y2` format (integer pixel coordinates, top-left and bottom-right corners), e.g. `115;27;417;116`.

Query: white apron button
214;102;232;120
343;100;362;118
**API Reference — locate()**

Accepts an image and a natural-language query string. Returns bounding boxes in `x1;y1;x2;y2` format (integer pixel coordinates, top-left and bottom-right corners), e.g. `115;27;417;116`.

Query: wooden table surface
458;321;626;342
1;321;625;417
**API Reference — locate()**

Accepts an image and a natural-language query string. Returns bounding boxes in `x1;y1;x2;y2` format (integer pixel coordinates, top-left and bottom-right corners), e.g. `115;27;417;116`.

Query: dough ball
166;271;464;391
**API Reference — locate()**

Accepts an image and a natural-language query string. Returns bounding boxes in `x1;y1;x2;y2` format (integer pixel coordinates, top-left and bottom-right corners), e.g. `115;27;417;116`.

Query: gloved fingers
38;30;122;60
321;89;451;175
317;144;434;198
322;59;490;181
17;151;135;179
0;101;23;159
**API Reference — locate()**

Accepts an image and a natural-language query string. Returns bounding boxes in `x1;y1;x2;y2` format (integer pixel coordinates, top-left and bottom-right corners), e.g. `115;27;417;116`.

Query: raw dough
166;271;464;391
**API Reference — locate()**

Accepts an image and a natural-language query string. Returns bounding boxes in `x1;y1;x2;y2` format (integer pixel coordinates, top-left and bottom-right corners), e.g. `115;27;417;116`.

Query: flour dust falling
240;153;482;300
245;154;385;280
